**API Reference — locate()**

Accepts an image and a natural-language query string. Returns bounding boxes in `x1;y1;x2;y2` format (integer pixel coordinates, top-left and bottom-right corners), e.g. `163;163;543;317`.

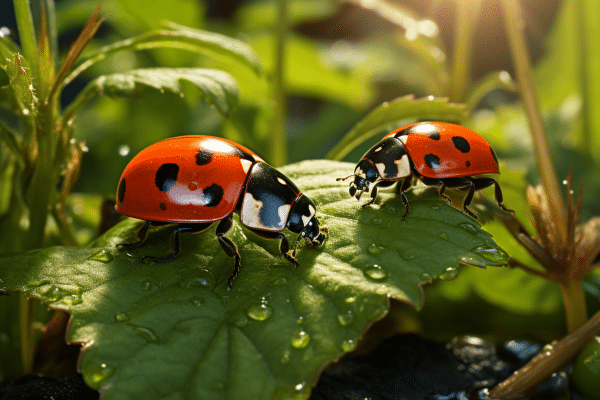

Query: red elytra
384;122;500;179
338;122;512;219
116;136;261;223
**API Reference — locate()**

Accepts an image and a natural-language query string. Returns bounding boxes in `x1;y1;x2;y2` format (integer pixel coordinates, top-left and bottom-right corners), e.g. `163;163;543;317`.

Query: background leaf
0;160;508;400
63;68;239;123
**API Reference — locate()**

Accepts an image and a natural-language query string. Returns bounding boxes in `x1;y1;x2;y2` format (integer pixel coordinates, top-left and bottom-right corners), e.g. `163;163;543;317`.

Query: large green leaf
0;160;508;400
327;96;467;160
63;68;239;124
5;54;36;117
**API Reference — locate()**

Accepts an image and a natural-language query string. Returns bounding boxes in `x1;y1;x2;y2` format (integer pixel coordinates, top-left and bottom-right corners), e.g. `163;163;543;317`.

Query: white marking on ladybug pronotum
394;154;411;179
277;177;287;186
240;159;253;174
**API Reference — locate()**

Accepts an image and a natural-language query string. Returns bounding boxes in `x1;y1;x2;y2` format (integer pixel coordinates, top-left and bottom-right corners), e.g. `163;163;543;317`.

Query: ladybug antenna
336;174;355;182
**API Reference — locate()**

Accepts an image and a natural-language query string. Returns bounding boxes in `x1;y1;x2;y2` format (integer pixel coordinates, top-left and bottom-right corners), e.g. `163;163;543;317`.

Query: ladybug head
337;160;379;200
287;195;326;250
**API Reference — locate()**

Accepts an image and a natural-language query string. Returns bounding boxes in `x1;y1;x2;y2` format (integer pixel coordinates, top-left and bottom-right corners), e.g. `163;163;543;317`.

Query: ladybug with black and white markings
115;136;326;288
338;122;513;219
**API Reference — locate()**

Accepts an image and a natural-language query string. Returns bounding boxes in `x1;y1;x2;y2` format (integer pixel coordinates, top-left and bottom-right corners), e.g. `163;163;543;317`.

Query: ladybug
115;136;326;288
338;122;512;219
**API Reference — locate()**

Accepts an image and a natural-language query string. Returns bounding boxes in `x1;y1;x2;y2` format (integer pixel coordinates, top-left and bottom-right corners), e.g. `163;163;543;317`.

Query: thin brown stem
489;309;600;399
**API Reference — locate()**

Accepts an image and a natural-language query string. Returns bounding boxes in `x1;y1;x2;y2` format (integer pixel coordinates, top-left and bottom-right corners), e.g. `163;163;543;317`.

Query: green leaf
326;96;467;160
61;25;262;90
63;68;239;124
0;160;508;400
5;54;35;116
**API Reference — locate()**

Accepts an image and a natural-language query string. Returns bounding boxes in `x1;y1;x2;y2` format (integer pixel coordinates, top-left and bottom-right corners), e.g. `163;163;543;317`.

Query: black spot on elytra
155;163;179;192
159;202;167;210
466;160;471;168
202;184;223;207
196;149;213;165
452;136;471;153
424;154;441;170
117;179;126;203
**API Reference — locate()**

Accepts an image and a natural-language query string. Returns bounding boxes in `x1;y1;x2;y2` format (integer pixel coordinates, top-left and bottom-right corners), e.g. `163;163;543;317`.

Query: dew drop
88;250;114;263
189;296;205;307
61;293;83;305
367;243;384;254
458;222;478;234
363;265;387;280
141;280;158;291
397;248;415;261
471;246;508;263
83;363;115;389
296;316;303;324
233;314;249;328
563;179;568;185
43;286;64;302
291;331;310;348
372;218;382;225
247;301;274;321
345;296;357;303
341;339;357;352
420;272;433;281
132;326;159;343
439;266;459;281
375;285;388;295
437;232;449;240
370;304;388;320
281;350;291;364
338;310;354;326
178;269;216;289
114;312;129;322
22;108;30;116
272;277;288;286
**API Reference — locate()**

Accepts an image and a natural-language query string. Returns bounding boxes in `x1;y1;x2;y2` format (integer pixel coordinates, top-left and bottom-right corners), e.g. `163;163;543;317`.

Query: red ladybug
115;136;326;288
338;122;512;219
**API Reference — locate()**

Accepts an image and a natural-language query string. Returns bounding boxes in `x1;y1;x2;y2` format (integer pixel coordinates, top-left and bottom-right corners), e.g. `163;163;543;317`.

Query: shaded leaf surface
0;161;508;400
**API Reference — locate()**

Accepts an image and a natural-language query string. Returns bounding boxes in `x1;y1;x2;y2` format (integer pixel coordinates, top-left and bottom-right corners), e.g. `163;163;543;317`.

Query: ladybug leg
214;216;242;289
439;178;479;219
469;178;515;214
117;220;154;250
397;177;412;220
248;228;301;268
142;222;213;263
362;180;395;208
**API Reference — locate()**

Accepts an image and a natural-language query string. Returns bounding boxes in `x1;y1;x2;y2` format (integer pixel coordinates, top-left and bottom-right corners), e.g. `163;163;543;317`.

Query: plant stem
500;0;568;245
272;0;288;167
13;0;40;83
559;278;587;333
489;309;600;399
450;1;478;102
18;292;34;375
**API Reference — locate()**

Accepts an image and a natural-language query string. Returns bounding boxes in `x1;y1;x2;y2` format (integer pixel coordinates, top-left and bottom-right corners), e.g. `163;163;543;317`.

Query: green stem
18;292;34;375
13;0;40;83
500;0;568;245
272;0;288;167
559;278;587;333
450;1;478;102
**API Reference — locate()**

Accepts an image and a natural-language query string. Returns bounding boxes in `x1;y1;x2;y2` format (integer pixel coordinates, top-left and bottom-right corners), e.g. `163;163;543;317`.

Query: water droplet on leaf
471;246;508;263
141;280;158;291
367;244;384;254
439;266;458;281
247;301;274;321
88;250;114;263
341;339;357;352
291;331;310;348
83;363;114;389
132;326;159;343
458;222;478;234
338;310;354;326
363;265;387;280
